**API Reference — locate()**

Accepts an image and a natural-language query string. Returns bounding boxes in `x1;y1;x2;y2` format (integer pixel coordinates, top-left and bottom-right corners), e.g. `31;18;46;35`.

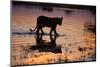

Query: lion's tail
30;26;37;32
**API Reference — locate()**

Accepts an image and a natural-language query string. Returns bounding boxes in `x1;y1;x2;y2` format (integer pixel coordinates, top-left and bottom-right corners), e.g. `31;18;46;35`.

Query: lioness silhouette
30;16;63;35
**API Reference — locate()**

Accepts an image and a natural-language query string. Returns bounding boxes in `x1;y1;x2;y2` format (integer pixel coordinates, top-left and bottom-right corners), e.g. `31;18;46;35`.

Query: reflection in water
30;34;62;53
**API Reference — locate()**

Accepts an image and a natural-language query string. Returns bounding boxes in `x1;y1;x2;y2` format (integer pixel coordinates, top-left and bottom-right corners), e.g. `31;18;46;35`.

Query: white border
14;0;96;5
0;0;100;67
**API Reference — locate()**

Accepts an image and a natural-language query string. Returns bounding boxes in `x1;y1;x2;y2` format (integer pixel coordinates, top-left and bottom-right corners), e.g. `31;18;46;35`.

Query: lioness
30;16;63;35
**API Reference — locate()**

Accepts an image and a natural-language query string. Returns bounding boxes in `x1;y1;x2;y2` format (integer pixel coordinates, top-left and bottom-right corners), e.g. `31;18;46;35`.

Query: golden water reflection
12;31;96;66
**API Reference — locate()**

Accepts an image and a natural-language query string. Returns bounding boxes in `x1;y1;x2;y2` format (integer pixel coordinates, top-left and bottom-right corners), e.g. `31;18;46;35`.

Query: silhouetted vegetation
64;9;74;15
84;22;96;34
42;7;53;12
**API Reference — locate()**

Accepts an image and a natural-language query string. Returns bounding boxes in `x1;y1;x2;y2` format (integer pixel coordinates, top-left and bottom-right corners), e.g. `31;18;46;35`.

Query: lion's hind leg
36;27;39;34
40;27;44;34
50;28;53;35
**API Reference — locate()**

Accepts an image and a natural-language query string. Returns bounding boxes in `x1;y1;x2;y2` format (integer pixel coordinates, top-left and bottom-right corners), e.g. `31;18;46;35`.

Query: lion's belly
42;23;55;28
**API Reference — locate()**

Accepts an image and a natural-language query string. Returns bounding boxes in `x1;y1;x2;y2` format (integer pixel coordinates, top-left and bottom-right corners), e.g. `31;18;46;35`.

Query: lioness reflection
30;16;63;35
30;34;62;53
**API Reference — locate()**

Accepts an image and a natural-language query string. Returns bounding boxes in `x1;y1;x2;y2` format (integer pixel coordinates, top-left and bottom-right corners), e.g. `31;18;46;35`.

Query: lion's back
37;16;62;27
37;16;54;25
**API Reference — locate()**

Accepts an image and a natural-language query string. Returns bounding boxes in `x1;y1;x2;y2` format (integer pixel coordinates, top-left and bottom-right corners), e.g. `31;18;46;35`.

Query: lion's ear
61;17;63;20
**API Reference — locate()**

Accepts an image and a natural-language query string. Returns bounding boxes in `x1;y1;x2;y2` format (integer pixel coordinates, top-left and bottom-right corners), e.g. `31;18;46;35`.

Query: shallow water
12;30;96;66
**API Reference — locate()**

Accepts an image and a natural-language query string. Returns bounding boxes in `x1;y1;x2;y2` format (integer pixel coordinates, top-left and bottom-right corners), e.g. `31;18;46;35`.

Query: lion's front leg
53;26;58;35
54;29;58;35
